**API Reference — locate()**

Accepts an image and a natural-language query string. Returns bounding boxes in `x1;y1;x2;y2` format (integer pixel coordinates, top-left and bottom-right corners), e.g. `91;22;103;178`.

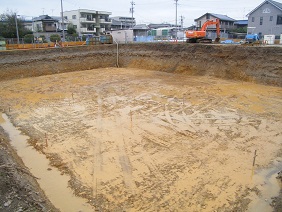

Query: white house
64;9;112;36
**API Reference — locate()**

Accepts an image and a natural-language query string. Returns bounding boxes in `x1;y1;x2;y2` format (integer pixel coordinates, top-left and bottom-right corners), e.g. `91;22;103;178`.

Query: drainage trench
0;113;94;212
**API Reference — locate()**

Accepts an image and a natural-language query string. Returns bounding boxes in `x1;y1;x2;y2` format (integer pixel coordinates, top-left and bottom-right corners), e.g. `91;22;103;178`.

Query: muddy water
248;161;282;212
0;113;94;212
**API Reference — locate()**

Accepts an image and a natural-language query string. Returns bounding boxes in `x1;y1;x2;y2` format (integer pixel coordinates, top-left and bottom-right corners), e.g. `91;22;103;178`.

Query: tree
232;27;247;33
0;10;32;38
50;34;61;42
23;34;34;43
67;23;77;35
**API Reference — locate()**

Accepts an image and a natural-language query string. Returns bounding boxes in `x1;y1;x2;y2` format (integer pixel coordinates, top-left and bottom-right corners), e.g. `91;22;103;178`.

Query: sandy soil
0;67;281;211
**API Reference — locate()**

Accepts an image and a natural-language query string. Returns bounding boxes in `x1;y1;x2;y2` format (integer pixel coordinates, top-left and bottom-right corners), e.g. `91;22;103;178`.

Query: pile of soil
0;127;58;212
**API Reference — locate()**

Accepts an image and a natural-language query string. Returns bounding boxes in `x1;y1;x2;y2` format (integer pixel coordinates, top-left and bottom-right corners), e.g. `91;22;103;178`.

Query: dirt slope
0;43;281;86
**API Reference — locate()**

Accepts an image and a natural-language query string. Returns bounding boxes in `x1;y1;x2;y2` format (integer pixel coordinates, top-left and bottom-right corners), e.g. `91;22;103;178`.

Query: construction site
0;43;282;211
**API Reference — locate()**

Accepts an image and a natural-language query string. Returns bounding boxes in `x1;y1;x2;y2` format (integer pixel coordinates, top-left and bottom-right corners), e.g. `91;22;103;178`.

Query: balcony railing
99;19;111;24
80;17;96;23
80;28;96;33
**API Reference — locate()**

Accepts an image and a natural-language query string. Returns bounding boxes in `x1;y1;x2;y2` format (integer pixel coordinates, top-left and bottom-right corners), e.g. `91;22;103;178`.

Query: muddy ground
0;127;58;211
0;44;282;211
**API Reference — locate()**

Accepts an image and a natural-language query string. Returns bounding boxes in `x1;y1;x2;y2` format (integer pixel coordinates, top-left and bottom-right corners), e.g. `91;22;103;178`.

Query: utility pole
130;1;135;28
61;0;65;43
180;15;184;29
15;13;20;45
174;0;178;28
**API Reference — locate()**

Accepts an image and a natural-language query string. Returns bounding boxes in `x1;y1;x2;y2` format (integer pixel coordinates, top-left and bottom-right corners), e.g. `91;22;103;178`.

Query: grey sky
0;0;266;26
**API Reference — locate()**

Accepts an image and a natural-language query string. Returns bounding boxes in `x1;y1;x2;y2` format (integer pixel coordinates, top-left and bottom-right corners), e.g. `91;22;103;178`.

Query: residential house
111;16;136;30
22;19;33;32
52;16;70;32
230;20;248;39
194;13;236;33
133;24;150;36
234;20;248;29
148;23;180;29
33;15;58;32
247;0;282;38
64;9;112;36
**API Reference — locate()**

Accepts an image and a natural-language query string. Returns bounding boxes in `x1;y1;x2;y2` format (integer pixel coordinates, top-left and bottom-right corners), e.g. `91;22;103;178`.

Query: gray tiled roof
271;0;282;10
209;13;236;22
247;0;282;16
195;13;236;22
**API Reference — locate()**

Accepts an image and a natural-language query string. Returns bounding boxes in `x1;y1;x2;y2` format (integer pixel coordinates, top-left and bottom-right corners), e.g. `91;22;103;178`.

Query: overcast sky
0;0;266;26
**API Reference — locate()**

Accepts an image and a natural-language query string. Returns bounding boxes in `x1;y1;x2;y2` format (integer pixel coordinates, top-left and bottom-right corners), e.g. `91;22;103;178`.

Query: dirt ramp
0;43;281;86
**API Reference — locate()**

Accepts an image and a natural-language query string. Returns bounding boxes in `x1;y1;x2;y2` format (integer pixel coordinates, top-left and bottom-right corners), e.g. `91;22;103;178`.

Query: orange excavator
185;18;220;43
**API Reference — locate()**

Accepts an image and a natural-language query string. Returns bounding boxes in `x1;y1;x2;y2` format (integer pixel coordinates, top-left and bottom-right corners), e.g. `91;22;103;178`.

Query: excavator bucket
214;37;220;43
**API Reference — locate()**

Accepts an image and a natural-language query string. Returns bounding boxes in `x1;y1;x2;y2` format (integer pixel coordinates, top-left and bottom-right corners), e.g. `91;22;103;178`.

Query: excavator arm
186;18;220;43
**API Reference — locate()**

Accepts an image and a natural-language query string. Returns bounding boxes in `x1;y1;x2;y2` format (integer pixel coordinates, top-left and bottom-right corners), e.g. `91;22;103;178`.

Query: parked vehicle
185;19;220;43
245;34;260;44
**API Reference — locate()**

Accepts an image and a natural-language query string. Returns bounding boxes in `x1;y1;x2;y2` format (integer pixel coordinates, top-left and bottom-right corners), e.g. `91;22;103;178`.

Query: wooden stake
130;110;133;130
252;150;257;167
45;133;48;147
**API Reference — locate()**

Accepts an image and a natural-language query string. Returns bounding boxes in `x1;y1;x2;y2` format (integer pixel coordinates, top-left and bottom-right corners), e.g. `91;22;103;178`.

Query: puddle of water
0;113;94;212
248;161;282;212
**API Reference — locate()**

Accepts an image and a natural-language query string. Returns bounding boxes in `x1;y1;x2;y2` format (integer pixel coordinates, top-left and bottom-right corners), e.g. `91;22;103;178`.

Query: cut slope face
0;68;281;211
0;44;282;86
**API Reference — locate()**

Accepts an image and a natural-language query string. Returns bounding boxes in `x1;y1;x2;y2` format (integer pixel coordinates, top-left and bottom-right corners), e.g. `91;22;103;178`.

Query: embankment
0;43;281;86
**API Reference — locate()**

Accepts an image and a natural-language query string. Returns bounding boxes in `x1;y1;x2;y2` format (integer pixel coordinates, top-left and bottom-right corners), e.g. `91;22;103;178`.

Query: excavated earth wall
1;43;282;211
0;43;281;86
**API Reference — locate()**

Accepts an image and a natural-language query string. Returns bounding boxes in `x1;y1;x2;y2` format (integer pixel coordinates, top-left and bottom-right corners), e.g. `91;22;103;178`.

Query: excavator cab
186;19;220;43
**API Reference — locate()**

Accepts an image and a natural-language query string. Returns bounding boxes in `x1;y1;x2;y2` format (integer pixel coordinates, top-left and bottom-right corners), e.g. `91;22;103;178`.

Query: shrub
23;34;34;43
50;34;61;42
39;35;47;43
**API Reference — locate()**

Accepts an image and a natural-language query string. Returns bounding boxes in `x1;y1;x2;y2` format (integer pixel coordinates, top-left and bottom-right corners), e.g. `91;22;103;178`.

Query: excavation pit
0;44;282;211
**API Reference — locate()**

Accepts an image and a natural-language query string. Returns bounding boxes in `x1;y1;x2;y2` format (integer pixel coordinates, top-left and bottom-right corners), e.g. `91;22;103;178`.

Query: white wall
110;30;134;43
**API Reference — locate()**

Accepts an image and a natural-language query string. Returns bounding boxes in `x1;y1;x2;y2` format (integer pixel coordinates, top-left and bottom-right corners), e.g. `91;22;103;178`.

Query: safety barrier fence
2;36;281;51
5;41;86;50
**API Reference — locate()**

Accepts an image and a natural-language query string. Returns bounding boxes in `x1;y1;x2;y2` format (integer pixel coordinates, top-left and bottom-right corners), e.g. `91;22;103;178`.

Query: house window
252;17;255;22
72;15;76;19
260;17;263;25
277;15;282;25
206;14;210;19
270;16;273;21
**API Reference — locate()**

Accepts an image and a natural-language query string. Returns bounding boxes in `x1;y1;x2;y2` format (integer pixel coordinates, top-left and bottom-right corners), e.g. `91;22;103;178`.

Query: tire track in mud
115;113;136;196
91;91;104;210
